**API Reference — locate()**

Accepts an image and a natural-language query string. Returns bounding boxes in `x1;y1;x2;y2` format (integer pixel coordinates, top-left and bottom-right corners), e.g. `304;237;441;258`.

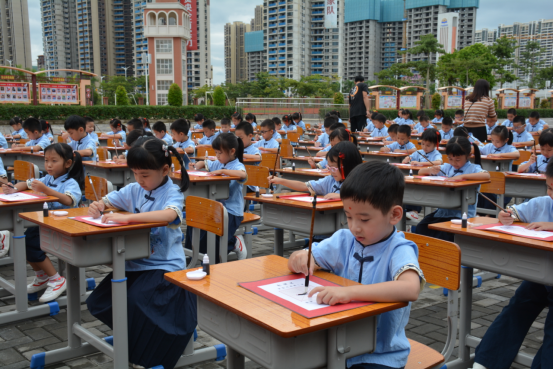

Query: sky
27;0;553;84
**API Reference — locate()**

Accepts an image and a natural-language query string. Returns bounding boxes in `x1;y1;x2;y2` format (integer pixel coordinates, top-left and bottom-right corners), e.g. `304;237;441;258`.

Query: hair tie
162;144;169;157
338;153;346;179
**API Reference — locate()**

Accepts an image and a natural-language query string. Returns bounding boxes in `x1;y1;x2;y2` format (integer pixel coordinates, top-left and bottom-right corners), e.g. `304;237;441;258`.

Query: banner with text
0;82;31;104
39;84;79;104
324;0;337;29
181;0;197;51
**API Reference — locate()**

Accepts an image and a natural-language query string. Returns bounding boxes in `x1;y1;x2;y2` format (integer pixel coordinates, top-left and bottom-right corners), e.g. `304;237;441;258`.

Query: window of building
157;93;168;105
156;59;173;74
157;80;173;90
156;40;172;53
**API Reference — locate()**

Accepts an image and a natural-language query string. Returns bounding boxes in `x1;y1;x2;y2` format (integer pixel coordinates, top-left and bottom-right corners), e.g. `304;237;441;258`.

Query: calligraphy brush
87;173;103;217
418;151;447;176
298;195;317;295
270;145;281;192
533;140;538;173
478;192;515;218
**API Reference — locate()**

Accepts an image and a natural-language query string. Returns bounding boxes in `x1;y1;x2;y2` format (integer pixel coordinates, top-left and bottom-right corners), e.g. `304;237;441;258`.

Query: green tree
488;36;518;88
437;44;497;87
213;86;226;106
518;41;546;88
534;65;553;89
333;92;344;105
431;93;441;110
375;63;413;87
437;52;462;86
167;83;183;106
405;34;445;106
115;85;129;106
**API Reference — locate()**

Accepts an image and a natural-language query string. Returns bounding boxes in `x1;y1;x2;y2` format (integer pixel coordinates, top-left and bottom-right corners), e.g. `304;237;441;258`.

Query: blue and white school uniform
282;124;297;132
317;132;329;147
44;131;54;140
371;126;388;138
481;143;518;170
230;124;236;129
440;129;454;140
68;133;97;161
312;229;424;368
144;127;151;133
413;123;435;132
250;122;258;129
26;135;51;151
502;119;514;128
12;128;27;139
365;120;375;133
244;144;261;163
521;154;549;173
193;123;202;130
338;118;343;123
403;119;415;126
160;133;173;146
173;138;196;167
386;141;416;151
198;134;218;146
409;149;442;163
317;145;333;169
525;119;546;132
89;132;99;145
254;138;279;149
485;124;497;135
468;133;483;146
295;120;306;131
0;133;7;149
513;130;533;143
87;177;196;369
106;130;126;143
306;175;341;195
272;131;282;140
432;117;443;124
394;117;403;124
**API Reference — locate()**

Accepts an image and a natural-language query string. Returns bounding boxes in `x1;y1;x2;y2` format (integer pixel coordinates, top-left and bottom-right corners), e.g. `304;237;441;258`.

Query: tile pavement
0;224;546;369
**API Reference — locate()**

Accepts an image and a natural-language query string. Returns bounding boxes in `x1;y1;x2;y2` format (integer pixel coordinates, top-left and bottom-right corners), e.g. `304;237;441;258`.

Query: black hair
434;109;444;118
272;117;282;125
513;116;526;125
260;118;275;131
292;112;302;121
329;122;346;131
539;129;553;147
220;118;231;126
529;111;540;120
419;115;430;123
109;118;126;132
453;126;469;138
44;143;84;190
231;112;243;121
546;159;553;178
491;125;513;144
152;121;167;133
194;113;205;122
467;79;491;102
327;141;362;179
373;113;387;124
127;118;144;131
235;121;254;136
445;136;481;165
127;136;189;192
398;109;404;116
442;117;453;126
416;110;425;119
397;125;412;137
202;119;216;130
9;116;22;126
245;113;256;123
330;110;341;118
64;115;86;131
212;133;244;163
40;119;52;134
329;128;358;145
170;118;190;135
421;128;441;146
388;123;399;134
370;112;379;120
455;110;464;117
340;161;404;214
141;117;151;129
354;75;365;82
507;108;517;116
83;116;94;123
282;114;291;123
127;129;153;147
23;117;42;133
403;109;413;120
323;115;338;128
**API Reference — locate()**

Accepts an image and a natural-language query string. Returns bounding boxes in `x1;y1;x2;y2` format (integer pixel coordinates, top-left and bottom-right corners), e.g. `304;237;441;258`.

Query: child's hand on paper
308;286;351;305
89;201;105;219
498;210;515;225
101;212;129;225
402;156;411;164
428;166;442;176
288;250;316;277
323;193;340;200
525;222;553;231
2;184;16;194
30;180;48;193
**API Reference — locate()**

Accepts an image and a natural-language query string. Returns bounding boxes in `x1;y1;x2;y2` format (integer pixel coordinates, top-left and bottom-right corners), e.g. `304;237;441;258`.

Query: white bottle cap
462;212;467;219
496;166;499;171
409;169;413;176
203;254;209;264
43;202;48;209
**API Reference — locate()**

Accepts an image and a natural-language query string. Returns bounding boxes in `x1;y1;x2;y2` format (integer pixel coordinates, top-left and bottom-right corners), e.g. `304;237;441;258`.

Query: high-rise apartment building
474;28;497;46
245;5;266;81
37;55;45;70
0;0;32;69
251;5;264;31
186;0;213;89
225;21;250;84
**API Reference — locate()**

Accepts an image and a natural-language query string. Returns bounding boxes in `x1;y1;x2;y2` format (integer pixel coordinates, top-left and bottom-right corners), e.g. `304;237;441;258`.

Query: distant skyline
27;0;553;84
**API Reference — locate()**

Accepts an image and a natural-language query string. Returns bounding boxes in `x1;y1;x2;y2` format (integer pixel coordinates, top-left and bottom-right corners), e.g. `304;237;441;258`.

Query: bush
115;86;129;106
167;83;183;107
431;93;441;110
492;98;498;110
333;92;344;105
0;106;242;121
540;98;550;109
213;86;225;106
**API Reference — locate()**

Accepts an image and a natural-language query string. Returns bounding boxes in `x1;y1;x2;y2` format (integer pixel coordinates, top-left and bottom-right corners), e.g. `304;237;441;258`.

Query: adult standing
463;79;497;142
348;76;371;132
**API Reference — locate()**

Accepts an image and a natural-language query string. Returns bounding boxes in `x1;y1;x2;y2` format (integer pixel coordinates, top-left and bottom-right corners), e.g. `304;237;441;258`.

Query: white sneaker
0;231;9;257
406;211;421;221
132;364;145;369
39;277;67;303
234;235;247;260
27;277;49;294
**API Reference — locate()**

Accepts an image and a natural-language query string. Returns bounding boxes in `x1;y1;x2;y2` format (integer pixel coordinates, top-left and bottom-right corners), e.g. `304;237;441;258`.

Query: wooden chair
57;135;66;143
286;131;301;144
185;196;229;267
14;160;39;182
261;153;280;171
280;143;294;159
107;138;124;148
19;139;29;145
306;123;311;130
477;172;506;216
410;139;422;150
441;154;449;164
196;145;215;157
513;150;531;166
404;233;461;369
296;126;304;137
84;175;114;202
191;132;203;140
96;147;111;161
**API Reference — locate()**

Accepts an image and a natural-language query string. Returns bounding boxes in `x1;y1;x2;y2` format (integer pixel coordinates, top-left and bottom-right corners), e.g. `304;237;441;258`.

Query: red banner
181;0;197;51
0;82;30;104
38;83;79;104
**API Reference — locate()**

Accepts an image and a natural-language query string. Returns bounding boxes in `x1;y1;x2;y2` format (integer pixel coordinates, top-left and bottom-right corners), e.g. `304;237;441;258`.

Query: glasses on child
260;130;270;134
327;165;339;173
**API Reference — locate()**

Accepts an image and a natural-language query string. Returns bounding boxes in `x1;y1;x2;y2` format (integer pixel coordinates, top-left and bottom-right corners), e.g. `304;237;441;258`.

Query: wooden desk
188;156;260;164
295;145;323;156
281;156;323;169
361;151;406;164
504;173;546;199
359;141;386;151
0;149;20;167
389;163;424;176
429;217;552;369
472;155;513;172
297;140;317;147
21;208;167;369
169;171;238;201
244;193;346;255
165;255;406;369
83;161;134;187
97;137;111;147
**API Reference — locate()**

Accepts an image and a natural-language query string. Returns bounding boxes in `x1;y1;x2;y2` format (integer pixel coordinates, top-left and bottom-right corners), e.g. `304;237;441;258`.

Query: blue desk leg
112;235;129;367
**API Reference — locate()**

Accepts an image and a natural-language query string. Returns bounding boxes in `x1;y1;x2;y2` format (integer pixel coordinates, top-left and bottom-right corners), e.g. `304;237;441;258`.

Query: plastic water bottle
43;202;49;217
461;212;467;228
387;158;390;163
496;166;500;172
95;154;99;163
292;162;296;171
202;254;210;275
171;163;175;172
409;169;413;177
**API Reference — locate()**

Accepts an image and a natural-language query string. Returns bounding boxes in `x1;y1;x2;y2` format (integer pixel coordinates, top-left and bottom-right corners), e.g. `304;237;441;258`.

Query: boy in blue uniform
196;119;220;145
193;113;204;130
64;115;97;161
235;121;261;162
471;160;553;369
8;117;27;139
412;115;435;133
292;112;306;131
381;125;416;154
254;119;280;153
83;117;99;145
440;117;455;140
512;116;534;146
315;115;338;147
13;118;51;152
519;129;553;173
454;110;464;127
152;121;174;146
371;114;389;138
288;161;424;368
170;119;195;167
526;111;548;134
501;108;516;128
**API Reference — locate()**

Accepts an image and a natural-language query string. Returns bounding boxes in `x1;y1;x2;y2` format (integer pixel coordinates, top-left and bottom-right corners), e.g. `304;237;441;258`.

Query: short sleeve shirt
26;135;51;150
348;82;370;117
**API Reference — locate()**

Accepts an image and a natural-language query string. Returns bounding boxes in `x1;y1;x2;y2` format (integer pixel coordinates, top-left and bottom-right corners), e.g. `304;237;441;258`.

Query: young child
292;112;306;131
281;114;297;132
7;117;27;139
485;118;497;139
412;115;435;134
188;133;248;260
502;108;516;128
12;118;51;152
170;118;195;168
371;114;388;138
106;118;127;143
235;121;261;161
141;117;151;132
3;143;83;302
64;115;97;161
454;110;465;127
315;116;337;147
480;126;519;168
271;141;362;199
193;113;205;130
245;113;258;129
288;160;424;368
469;161;553;369
403;128;442;166
219;118;232;134
153;121;174;146
270;117;283;141
526;111;548;134
401;109;414;126
41;120;54;142
311;128;358;169
518;128;553;173
454;126;483;147
388;109;404;125
512;116;534;146
364;111;375;133
415;136;490;241
127;118;144;132
231;112;243;129
439;117;455;140
83;116;98;145
113;129;153;164
383;124;399;143
0;130;7;149
254;119;280;153
432;109;444;124
196;119;219;145
87;137;196;369
381;125;416;154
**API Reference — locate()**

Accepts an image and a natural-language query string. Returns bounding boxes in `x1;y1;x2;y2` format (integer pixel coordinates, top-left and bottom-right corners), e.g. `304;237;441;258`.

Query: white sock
35;270;48;280
49;273;62;282
472;363;488;369
233;236;243;251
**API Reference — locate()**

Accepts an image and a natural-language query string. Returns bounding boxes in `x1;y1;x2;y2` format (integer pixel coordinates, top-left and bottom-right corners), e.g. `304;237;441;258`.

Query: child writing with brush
518;128;553;174
288;161;425;368
469;160;553;369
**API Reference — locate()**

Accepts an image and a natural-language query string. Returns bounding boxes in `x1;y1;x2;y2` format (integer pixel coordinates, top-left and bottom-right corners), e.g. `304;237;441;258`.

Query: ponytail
472;143;482;165
167;145;190;192
212;133;244;164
